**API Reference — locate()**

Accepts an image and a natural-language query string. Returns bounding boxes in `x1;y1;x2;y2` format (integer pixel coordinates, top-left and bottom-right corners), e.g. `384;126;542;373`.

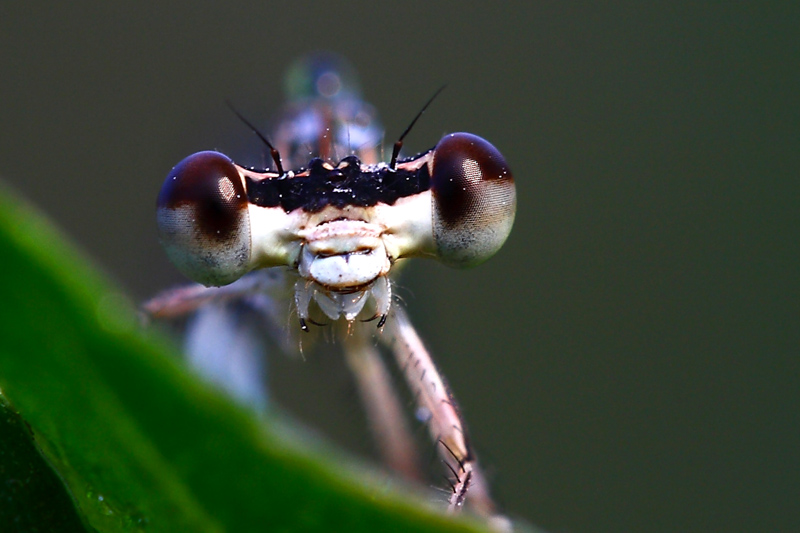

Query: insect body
146;53;515;522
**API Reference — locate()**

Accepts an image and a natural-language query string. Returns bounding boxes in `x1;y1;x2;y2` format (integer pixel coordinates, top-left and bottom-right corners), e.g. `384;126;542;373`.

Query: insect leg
142;270;286;320
142;270;291;411
341;324;422;482
381;306;499;517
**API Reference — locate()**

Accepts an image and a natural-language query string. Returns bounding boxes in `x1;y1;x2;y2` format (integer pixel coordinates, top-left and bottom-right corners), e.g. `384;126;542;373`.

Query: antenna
225;100;285;175
389;85;446;170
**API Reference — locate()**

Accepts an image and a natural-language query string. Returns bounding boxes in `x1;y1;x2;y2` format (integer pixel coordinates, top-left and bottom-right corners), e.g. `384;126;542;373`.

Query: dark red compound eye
429;133;516;267
156;151;252;286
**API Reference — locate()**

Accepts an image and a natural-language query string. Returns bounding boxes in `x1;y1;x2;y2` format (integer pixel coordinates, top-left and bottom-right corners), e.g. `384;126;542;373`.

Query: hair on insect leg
431;484;454;497
438;439;466;471
359;313;387;328
360;313;380;323
442;458;462;484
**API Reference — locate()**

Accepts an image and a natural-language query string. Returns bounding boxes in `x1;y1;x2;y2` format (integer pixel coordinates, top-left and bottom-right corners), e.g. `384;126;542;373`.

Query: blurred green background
1;2;797;531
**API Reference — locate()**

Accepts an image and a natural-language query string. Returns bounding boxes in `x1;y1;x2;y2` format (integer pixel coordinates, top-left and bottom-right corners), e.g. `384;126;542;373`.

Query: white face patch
296;218;389;288
300;246;388;288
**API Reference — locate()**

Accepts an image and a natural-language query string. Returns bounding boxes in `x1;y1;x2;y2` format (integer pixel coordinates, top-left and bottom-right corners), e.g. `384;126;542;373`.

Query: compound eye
156;151;252;286
430;133;516;267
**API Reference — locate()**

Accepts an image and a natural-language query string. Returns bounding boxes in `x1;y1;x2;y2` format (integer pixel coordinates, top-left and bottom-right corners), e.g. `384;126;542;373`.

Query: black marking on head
246;152;432;213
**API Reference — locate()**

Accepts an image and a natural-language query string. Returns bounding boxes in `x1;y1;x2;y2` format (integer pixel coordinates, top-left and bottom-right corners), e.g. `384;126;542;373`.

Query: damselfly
144;53;515;523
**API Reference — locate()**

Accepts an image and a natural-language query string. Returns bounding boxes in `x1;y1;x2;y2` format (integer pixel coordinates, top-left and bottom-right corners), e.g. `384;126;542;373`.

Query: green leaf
0;183;493;532
0;396;90;532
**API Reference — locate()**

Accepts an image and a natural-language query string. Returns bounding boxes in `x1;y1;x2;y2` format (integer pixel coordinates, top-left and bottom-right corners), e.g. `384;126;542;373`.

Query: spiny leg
143;270;285;320
381;306;499;517
340;323;422;482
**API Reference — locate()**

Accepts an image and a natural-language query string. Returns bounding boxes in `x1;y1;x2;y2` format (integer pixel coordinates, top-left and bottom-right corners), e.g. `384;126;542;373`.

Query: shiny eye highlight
429;132;516;267
156;151;252;286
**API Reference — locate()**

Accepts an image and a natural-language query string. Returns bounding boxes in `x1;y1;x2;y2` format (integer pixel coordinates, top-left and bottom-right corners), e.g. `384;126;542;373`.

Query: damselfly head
156;76;515;327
